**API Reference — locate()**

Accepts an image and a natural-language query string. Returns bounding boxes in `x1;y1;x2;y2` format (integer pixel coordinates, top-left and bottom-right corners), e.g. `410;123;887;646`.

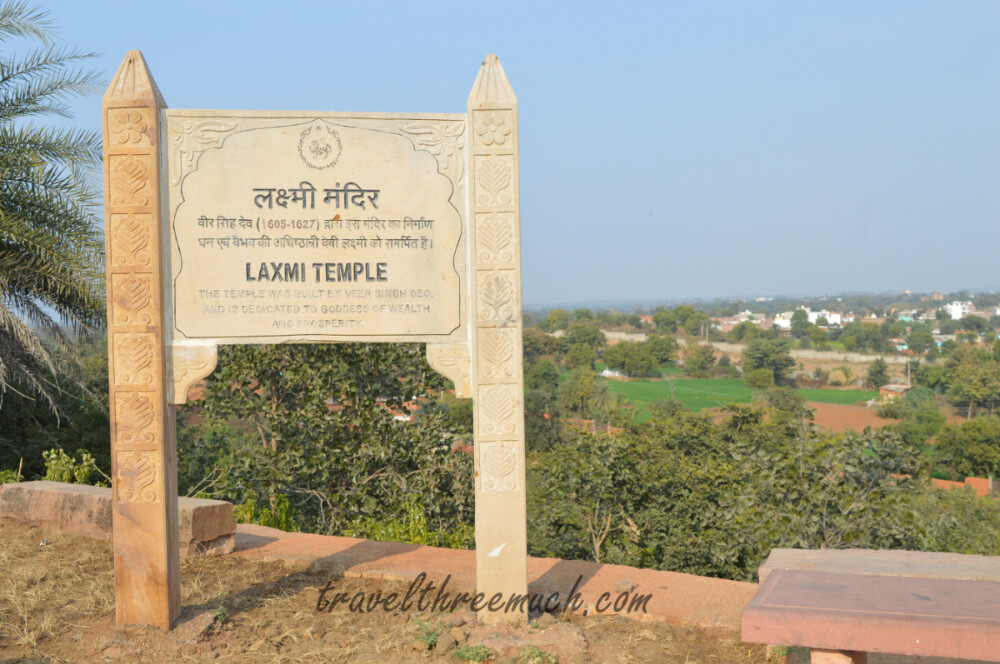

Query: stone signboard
103;51;526;629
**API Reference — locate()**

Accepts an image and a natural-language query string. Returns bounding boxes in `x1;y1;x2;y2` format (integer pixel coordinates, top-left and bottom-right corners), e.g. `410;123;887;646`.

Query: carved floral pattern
478;272;516;327
109;108;151;145
474;111;512;147
480;442;518;491
476;212;514;264
474;156;513;206
479;385;518;437
116;450;158;503
115;393;156;445
112;273;153;325
169;119;239;186
399;121;465;188
479;329;516;379
110;214;152;266
113;333;155;385
110;155;151;206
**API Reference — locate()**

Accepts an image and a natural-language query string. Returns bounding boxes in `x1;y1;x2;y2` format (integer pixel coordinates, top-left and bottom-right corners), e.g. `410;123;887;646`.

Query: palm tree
0;2;104;412
588;380;612;432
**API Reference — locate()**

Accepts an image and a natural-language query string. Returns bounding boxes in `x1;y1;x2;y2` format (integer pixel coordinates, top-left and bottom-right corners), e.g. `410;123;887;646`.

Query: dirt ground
807;402;897;433
0;525;777;664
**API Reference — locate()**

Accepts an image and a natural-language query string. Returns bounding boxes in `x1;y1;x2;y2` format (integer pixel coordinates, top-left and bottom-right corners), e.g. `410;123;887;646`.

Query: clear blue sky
39;0;1000;306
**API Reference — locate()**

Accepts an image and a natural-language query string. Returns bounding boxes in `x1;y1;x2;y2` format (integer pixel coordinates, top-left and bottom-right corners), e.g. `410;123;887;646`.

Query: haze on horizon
40;0;1000;304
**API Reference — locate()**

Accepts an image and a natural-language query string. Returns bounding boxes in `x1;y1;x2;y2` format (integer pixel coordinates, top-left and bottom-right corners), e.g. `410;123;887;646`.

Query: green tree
0;334;110;480
543;308;569;331
684;343;716;378
866;358;890;389
907;329;935;355
561;323;606;351
646;334;679;364
621;342;658;377
557;367;596;415
522;326;557;362
790;309;809;339
936;416;1000;479
673;305;695;328
525;388;562;452
652;309;678;334
742;338;796;385
962;315;992;335
806;325;828;346
0;3;105;411
730;320;762;342
565;342;596;370
683;311;711;337
525;358;559;391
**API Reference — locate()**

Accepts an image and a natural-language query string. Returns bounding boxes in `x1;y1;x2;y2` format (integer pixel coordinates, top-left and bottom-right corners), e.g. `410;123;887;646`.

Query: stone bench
742;549;1000;663
758;547;1000;585
0;480;235;556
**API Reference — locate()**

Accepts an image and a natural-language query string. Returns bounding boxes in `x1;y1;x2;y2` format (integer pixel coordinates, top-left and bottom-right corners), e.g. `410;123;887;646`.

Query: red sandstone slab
742;569;1000;662
759;548;1000;584
0;481;234;555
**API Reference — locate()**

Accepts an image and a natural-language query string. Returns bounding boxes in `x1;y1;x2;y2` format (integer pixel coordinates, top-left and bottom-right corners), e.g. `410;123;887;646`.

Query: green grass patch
798;388;877;405
608;378;753;419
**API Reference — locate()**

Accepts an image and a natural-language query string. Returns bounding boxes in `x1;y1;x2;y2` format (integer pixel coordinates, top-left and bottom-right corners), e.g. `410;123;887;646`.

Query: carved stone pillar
467;55;527;623
103;50;180;628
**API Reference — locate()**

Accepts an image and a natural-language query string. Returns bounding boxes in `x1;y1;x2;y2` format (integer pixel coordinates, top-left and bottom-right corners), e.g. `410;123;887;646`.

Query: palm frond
0;1;53;46
0;2;105;414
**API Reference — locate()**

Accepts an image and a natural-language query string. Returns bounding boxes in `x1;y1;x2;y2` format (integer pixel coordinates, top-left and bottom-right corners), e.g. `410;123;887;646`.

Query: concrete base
0;481;234;556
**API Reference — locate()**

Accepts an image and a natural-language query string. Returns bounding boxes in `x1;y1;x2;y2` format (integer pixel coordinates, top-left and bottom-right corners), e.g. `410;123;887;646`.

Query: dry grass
0;525;774;663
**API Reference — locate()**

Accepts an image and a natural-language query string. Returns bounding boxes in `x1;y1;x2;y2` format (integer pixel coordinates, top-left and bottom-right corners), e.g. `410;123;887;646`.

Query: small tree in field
866;358;890;389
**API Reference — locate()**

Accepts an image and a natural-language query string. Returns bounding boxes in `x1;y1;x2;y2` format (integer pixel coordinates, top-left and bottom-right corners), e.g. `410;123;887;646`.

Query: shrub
745;368;774;390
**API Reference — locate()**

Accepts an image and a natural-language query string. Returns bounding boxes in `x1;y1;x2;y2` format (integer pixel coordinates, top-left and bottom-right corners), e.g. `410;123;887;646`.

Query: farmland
607;377;876;419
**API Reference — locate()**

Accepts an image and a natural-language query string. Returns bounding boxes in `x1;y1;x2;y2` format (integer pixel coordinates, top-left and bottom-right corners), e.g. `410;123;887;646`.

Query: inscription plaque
167;114;465;342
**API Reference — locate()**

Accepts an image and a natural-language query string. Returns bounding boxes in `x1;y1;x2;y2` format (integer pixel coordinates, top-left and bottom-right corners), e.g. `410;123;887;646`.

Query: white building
807;309;842;326
945;301;973;320
773;308;843;330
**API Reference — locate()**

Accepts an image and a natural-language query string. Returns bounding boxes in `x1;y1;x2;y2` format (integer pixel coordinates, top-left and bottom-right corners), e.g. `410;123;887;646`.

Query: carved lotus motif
111;109;148;144
475;112;512;146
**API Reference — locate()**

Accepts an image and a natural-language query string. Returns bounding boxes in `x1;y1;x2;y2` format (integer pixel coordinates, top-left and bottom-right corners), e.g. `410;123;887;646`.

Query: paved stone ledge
0;480;235;556
233;523;757;631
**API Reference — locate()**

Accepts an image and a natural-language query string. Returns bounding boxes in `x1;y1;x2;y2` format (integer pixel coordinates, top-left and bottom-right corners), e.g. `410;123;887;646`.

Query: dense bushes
177;343;475;540
528;404;1000;582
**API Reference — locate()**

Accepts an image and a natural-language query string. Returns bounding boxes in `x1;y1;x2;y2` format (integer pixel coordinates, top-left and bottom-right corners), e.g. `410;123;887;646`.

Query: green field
606;378;876;419
797;388;877;405
608;378;753;416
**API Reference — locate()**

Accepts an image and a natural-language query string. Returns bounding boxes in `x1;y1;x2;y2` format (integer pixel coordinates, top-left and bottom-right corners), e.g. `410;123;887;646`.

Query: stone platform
0;480;235;555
